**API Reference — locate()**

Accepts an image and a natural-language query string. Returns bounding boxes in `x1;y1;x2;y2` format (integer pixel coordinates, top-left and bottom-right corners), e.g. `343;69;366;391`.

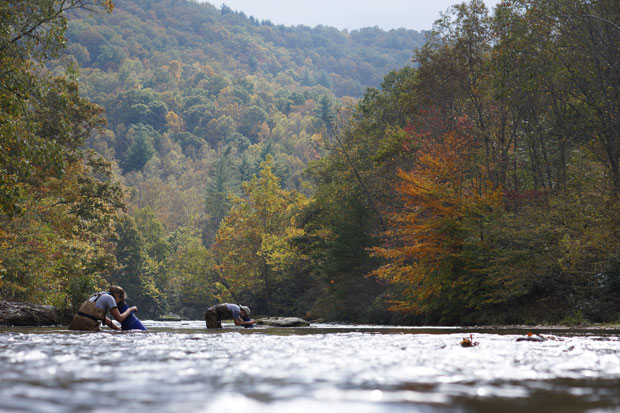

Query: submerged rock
157;314;183;321
0;301;58;326
256;317;310;327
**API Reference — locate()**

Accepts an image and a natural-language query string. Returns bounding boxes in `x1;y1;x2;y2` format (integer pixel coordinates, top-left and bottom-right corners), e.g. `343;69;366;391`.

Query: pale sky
204;0;502;32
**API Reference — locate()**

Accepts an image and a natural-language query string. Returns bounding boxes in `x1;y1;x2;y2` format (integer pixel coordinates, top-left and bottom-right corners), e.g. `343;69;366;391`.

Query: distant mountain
66;0;425;97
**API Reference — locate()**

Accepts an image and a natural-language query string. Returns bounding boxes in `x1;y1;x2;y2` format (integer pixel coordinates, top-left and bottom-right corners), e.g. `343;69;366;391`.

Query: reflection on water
1;322;620;412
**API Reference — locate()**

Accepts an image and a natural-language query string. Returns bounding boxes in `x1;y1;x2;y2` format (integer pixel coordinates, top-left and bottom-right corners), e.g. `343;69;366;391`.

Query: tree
507;0;620;194
165;228;224;318
239;105;268;140
213;156;308;314
316;95;336;132
107;88;168;132
204;148;238;245
371;130;503;323
0;151;124;309
0;0;124;310
133;207;170;264
302;88;417;323
122;124;155;172
111;215;165;318
0;0;113;217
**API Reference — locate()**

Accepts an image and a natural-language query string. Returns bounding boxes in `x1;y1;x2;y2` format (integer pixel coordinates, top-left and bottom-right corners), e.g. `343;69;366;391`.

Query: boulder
256;317;310;327
0;301;58;326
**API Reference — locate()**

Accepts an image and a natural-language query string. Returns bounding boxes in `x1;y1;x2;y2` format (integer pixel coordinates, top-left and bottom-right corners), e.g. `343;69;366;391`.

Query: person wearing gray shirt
204;303;255;328
68;286;138;331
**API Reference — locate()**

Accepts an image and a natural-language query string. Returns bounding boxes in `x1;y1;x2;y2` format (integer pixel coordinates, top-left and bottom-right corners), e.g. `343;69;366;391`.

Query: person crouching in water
68;286;138;331
205;303;255;328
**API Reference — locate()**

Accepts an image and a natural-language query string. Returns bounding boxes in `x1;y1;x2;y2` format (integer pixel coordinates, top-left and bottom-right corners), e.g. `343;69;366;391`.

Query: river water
1;321;620;412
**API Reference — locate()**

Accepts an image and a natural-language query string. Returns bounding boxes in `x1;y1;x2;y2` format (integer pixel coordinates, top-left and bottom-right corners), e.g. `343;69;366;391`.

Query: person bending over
205;303;255;328
68;286;138;331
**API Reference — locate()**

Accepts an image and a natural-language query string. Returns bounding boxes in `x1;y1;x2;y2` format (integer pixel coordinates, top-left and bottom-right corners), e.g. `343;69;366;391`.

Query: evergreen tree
112;215;166;317
316;95;336;132
204;148;237;245
123;125;155;172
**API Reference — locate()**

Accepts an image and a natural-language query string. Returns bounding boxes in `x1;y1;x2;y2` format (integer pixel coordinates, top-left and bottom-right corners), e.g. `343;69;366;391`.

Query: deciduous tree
213;156;308;313
371;130;502;322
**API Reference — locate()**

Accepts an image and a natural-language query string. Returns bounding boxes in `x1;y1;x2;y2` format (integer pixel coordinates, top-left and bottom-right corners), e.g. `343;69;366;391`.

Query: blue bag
117;301;147;331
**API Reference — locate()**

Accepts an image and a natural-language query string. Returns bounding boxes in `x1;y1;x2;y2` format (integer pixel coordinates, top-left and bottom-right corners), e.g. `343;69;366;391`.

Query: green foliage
165;228;223;319
1;0;112;217
62;0;426;213
214;156;311;315
111;214;166;317
107;88;168;131
203;150;237;245
122;125;155;172
311;196;392;323
5;0;619;327
0;0;124;309
0;154;124;309
304;133;398;322
305;0;620;325
133;207;170;263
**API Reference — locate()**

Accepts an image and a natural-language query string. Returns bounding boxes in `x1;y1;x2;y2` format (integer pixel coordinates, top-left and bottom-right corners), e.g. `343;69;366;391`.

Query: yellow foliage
166;111;185;133
213;156;309;302
102;0;114;12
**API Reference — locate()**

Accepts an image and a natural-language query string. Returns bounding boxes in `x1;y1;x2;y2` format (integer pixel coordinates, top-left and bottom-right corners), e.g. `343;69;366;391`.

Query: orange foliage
371;130;503;314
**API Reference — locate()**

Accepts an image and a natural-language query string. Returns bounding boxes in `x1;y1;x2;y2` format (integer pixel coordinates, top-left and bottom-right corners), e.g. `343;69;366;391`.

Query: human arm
96;294;135;330
109;305;138;323
234;317;256;326
103;317;121;330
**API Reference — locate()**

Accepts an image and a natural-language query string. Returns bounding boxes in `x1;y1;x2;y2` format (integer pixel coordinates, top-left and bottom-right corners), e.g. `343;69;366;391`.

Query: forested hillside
2;0;619;326
60;0;425;241
68;0;424;97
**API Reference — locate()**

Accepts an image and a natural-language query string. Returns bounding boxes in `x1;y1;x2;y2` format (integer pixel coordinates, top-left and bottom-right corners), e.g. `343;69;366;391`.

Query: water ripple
1;323;620;412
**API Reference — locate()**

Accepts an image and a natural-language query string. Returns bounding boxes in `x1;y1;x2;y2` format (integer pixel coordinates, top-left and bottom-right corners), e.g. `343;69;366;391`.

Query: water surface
1;321;620;412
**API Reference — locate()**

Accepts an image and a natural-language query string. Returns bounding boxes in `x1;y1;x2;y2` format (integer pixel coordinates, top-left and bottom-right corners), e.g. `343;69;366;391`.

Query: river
1;321;619;412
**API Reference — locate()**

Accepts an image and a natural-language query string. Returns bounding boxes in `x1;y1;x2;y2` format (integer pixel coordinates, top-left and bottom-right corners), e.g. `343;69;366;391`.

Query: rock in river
256;317;310;327
0;301;58;326
158;314;184;321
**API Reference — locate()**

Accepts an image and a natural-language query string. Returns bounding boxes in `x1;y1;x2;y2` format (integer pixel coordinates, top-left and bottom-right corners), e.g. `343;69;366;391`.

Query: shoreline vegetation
2;0;620;327
3;300;620;331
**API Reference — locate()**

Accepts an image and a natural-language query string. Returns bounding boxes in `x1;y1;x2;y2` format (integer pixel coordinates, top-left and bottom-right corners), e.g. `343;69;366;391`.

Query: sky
204;0;502;32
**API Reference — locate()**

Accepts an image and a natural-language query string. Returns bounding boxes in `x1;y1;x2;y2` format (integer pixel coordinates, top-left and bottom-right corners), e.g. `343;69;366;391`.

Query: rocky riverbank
0;301;58;326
